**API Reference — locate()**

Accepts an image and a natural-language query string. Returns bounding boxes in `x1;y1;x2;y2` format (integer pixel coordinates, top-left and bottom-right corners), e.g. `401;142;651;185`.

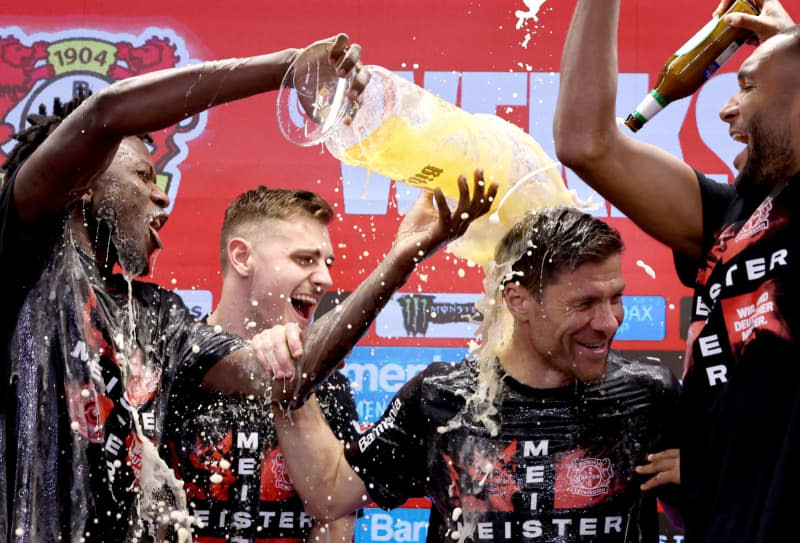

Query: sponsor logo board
341;346;467;423
355;507;431;543
617;296;666;341
174;289;213;319
377;293;665;341
376;293;482;339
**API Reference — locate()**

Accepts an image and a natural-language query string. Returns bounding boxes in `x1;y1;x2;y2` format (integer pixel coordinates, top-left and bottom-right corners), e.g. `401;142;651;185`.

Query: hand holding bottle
289;34;370;125
714;0;795;41
625;0;760;132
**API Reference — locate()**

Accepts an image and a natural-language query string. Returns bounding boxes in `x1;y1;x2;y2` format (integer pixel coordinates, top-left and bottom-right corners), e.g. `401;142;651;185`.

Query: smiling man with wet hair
269;206;681;543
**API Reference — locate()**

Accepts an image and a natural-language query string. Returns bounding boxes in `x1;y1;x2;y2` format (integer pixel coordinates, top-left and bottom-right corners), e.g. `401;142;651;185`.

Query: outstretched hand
391;169;499;265
635;448;680;491
714;0;794;42
262;170;496;409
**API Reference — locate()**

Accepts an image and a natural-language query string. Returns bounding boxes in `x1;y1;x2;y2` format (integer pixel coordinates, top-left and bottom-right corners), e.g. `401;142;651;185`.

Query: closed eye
295;256;316;267
137;167;156;184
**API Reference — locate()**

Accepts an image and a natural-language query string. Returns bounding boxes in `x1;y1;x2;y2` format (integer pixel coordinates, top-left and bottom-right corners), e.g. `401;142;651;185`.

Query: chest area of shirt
694;190;794;315
427;430;649;543
432;412;653;511
685;191;797;391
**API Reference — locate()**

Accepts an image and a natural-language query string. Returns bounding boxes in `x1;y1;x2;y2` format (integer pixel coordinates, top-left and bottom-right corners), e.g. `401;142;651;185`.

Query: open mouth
290;293;319;322
149;214;167;250
576;340;607;354
731;132;749;171
149;226;163;250
731;132;748;144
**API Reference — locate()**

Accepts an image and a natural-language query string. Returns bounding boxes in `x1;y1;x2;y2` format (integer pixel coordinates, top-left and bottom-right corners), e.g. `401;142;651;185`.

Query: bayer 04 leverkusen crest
0;26;208;211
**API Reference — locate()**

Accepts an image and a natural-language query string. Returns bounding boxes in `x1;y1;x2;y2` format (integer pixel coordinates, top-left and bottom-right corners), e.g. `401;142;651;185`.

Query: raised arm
554;0;703;258
269;171;497;407
13;34;367;225
203;171;497;400
261;173;498;520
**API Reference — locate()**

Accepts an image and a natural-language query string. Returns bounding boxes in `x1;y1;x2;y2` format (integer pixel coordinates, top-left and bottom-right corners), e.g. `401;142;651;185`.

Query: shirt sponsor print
0;26;209;212
721;280;790;356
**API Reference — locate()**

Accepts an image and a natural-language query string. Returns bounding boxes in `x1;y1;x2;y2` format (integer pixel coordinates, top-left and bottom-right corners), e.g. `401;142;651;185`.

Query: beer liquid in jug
625;0;759;132
278;46;579;265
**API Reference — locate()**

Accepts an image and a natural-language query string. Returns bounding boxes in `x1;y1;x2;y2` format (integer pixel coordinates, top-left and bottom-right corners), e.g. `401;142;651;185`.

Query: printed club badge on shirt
260;447;296;501
554;449;619;509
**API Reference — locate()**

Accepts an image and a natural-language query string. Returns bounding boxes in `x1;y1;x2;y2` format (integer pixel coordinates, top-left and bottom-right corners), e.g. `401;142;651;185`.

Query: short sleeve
154;289;247;394
345;372;428;510
673;171;737;287
318;370;360;443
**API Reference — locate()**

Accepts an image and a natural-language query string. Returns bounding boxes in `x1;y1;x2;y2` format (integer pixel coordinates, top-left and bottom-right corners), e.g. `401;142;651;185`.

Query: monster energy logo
397;294;481;336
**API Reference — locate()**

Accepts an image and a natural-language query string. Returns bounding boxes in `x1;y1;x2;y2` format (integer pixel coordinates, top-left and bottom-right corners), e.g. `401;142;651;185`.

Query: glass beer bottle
624;0;759;132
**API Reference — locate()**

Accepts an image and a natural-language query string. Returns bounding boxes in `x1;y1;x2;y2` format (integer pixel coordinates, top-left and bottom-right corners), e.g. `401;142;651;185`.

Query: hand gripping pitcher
277;40;579;265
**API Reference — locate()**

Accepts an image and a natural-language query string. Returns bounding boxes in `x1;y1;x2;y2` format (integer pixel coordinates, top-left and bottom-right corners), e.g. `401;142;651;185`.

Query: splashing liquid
322;66;581;266
515;0;548;29
119;273;194;539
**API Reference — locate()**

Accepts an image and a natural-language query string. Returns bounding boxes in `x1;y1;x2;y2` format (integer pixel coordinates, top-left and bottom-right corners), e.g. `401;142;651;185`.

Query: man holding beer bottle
555;0;797;541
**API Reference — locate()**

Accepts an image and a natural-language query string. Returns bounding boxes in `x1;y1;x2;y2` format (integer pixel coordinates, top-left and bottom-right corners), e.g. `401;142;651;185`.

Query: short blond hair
219;186;333;272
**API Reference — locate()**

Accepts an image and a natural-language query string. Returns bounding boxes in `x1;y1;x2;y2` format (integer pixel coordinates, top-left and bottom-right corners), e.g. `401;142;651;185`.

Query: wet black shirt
346;353;679;543
0;171;244;542
674;171;800;543
165;370;359;542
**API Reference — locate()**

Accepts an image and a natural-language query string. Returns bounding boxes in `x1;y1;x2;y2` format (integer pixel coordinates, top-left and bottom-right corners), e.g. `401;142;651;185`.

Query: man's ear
504;282;533;322
228;237;253;278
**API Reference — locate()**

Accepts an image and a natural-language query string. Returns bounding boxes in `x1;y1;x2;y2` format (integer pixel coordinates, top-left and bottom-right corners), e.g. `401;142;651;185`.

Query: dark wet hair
2;88;153;181
496;206;624;297
219;186;333;272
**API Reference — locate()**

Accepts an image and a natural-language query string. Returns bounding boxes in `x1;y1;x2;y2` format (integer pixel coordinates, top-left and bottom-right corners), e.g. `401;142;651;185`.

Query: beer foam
119;274;194;539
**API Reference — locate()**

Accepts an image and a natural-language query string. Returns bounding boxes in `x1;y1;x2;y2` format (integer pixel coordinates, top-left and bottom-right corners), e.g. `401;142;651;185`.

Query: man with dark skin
555;0;797;541
0;33;497;541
